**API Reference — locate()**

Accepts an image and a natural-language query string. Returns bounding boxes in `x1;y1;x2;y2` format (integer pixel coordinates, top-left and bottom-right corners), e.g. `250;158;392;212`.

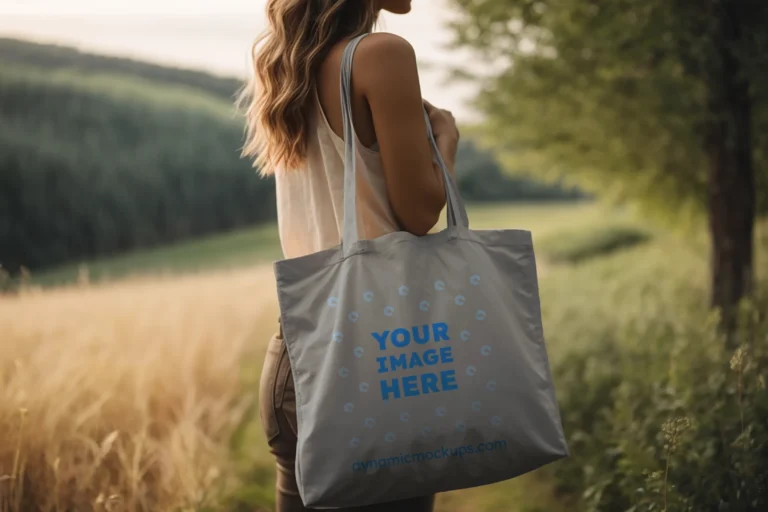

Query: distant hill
0;37;242;100
0;39;272;273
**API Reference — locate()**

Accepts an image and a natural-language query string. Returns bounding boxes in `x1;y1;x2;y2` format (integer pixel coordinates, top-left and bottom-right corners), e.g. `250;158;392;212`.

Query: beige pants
259;326;435;511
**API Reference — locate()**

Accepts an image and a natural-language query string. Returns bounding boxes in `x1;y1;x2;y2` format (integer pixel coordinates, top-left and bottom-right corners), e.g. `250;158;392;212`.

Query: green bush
544;243;768;511
455;140;584;202
539;224;652;264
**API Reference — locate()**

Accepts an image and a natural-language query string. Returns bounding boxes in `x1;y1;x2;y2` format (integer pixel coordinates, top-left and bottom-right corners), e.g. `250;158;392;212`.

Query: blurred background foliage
448;0;768;321
450;0;768;217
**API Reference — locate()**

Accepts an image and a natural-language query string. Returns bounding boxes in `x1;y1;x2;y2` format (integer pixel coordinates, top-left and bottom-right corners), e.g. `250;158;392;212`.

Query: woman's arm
355;33;459;236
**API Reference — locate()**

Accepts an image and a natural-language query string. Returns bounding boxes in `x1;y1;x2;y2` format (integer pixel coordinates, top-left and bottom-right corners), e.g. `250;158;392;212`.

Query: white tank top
275;92;399;259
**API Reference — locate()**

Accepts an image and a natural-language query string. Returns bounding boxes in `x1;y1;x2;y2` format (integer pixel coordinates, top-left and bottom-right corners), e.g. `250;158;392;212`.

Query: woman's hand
423;99;459;175
423;99;460;143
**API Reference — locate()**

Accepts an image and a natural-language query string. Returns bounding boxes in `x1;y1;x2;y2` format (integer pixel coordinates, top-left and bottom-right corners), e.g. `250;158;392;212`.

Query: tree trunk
707;2;755;337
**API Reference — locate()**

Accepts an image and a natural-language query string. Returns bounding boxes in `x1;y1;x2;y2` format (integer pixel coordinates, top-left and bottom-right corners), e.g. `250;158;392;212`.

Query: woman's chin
381;0;412;15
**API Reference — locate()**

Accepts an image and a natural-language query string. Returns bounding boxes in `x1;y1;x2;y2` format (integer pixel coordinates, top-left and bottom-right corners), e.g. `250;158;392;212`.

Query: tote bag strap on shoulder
340;33;469;257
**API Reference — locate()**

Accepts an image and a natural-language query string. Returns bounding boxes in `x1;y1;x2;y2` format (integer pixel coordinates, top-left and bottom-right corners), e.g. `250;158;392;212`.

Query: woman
240;1;460;510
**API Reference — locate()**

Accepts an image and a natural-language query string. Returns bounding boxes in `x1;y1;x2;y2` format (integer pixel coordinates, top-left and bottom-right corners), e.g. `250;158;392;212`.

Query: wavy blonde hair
240;0;379;175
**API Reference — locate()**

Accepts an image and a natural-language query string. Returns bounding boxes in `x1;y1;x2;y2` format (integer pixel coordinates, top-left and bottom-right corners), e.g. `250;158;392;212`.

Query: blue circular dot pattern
327;272;506;458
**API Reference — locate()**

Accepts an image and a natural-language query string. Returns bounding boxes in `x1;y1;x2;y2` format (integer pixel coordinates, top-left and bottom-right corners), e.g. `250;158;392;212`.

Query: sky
0;0;480;120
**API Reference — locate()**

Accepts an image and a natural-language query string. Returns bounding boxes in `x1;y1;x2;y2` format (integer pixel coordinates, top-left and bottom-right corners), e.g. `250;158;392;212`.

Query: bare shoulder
357;32;415;59
354;32;419;91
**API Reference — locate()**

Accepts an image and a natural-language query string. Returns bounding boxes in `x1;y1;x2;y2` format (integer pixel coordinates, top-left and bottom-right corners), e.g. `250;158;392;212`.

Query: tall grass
0;268;277;511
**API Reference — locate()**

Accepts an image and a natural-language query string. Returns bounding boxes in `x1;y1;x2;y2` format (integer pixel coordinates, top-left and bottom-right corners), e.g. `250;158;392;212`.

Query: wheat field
0;265;567;512
0;266;280;511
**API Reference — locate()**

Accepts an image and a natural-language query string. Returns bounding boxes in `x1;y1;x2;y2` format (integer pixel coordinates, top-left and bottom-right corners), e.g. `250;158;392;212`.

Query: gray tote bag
274;34;568;508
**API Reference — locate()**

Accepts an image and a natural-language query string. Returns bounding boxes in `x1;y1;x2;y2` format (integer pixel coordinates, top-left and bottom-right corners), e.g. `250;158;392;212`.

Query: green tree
449;0;768;331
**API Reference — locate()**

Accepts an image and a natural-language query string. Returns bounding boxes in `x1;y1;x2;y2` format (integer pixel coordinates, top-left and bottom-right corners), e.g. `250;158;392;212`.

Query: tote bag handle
340;33;469;257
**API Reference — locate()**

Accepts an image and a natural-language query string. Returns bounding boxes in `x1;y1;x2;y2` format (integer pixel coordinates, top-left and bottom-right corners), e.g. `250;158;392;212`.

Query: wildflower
730;346;748;372
645;470;663;482
661;416;691;453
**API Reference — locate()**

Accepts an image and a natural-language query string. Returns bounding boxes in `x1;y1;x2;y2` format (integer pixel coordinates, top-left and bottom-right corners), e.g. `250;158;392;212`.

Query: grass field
30;201;640;288
30;224;282;288
1;202;705;511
